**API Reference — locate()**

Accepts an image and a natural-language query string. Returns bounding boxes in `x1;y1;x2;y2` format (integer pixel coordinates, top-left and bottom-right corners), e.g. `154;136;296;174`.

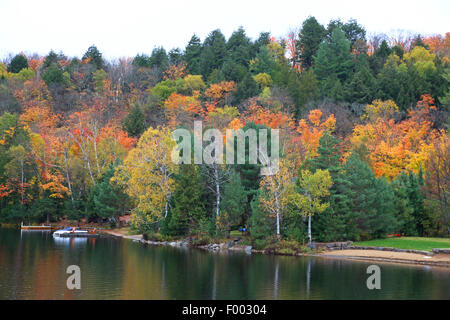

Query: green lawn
354;237;450;252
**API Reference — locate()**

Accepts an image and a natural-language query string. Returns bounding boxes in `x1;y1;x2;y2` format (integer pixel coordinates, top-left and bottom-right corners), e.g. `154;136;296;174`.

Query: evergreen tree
308;132;348;241
392;172;417;235
123;104;146;137
342;153;397;240
370;40;392;75
184;34;203;75
297;69;319;114
89;165;130;227
166;164;207;236
296;16;326;69
226;27;252;67
344;65;376;103
200;29;227;79
234;72;260;103
314;28;352;83
82;45;104;70
218;170;247;234
7;54;28;73
249;192;275;248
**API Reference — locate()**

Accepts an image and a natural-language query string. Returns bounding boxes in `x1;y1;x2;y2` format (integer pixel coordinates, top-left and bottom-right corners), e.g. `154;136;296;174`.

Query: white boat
53;227;90;237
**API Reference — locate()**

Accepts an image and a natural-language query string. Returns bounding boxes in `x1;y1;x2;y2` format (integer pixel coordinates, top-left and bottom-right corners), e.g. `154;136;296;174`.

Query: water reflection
1;228;449;300
53;236;88;247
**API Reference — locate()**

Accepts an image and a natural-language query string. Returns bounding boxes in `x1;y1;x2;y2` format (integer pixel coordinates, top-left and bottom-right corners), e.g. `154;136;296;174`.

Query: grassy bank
354;237;450;252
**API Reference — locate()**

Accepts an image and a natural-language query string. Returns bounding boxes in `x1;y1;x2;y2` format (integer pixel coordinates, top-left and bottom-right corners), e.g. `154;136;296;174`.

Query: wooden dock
21;224;55;230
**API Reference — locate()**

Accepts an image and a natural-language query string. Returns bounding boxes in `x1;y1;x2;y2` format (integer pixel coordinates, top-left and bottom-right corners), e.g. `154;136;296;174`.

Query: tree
296;69;319;114
217;170;247;235
185;34;203;75
165;164;207;236
259;159;296;237
289;169;332;245
344;65;376;104
8;54;28;73
123;104;146;137
226;27;252;67
200;29;227;79
391;172;417;235
327;18;366;48
314;28;352;83
82;45;104;70
296;17;326;69
234;72;260;103
83;46;105;69
89;165;130;227
342;153;397;240
113;126;177;232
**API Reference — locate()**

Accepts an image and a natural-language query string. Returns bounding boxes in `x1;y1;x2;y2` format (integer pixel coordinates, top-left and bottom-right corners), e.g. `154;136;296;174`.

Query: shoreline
102;230;450;268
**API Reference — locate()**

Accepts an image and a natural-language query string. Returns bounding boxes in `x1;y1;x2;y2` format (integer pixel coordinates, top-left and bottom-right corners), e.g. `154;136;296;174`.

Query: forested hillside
0;17;448;244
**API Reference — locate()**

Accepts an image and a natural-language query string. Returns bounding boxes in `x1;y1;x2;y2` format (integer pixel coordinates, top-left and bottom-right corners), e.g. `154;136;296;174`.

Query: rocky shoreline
138;238;255;253
105;231;450;267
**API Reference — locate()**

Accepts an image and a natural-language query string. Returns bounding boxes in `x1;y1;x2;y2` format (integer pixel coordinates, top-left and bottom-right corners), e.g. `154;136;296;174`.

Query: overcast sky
1;0;449;60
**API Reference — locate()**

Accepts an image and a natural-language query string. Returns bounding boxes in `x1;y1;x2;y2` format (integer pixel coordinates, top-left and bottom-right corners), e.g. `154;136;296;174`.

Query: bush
143;232;174;242
264;239;311;255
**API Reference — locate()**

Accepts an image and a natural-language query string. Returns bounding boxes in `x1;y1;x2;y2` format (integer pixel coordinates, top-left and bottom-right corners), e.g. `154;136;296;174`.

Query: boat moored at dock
53;227;98;237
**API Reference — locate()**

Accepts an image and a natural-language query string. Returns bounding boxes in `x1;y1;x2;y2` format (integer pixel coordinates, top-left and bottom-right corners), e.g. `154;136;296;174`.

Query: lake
0;228;448;299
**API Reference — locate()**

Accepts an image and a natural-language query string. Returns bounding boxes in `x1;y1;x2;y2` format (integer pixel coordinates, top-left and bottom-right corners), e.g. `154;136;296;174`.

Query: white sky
1;0;449;60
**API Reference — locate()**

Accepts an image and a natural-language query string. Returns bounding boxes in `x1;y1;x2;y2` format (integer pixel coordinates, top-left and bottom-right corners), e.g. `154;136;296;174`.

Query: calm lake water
0;228;449;300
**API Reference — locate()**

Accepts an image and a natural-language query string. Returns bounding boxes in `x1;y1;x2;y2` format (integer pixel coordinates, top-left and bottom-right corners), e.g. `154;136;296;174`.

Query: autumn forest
0;17;449;246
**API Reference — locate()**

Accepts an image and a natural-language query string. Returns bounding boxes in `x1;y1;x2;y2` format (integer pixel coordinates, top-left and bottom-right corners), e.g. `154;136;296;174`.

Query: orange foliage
297;109;336;158
243;100;295;130
423;33;450;62
205;81;236;103
163;63;188;80
351;95;439;180
164;92;205;127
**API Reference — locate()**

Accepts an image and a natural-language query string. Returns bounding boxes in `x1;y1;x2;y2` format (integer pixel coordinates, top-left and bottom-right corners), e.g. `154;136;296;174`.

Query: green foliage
42;64;69;86
234;72;260;103
218;171;247;234
342;153;397;240
296;16;326;69
88;165;130;226
184;34;203;75
123;104;146;137
82;45;105;70
7;54;28;73
200;29;227;80
314;28;352;83
249;193;274;244
164;165;207;236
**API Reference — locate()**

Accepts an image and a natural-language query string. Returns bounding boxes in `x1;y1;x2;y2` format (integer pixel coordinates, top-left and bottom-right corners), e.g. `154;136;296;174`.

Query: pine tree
89;165;130;227
185;34;203;75
249;192;275;248
166;164;207;236
314;28;352;83
234;72;260;103
296;16;327;69
392;172;416;235
309;132;348;241
123;104;146;137
342;153;397;240
218;170;247;234
7;54;29;73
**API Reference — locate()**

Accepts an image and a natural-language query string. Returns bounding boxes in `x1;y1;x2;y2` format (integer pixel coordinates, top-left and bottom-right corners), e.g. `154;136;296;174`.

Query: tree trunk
215;165;220;217
20;159;24;206
116;214;121;228
308;214;312;245
308;192;312;245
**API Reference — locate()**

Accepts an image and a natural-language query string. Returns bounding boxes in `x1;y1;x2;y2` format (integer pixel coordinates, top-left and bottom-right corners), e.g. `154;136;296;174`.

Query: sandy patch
321;249;450;266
